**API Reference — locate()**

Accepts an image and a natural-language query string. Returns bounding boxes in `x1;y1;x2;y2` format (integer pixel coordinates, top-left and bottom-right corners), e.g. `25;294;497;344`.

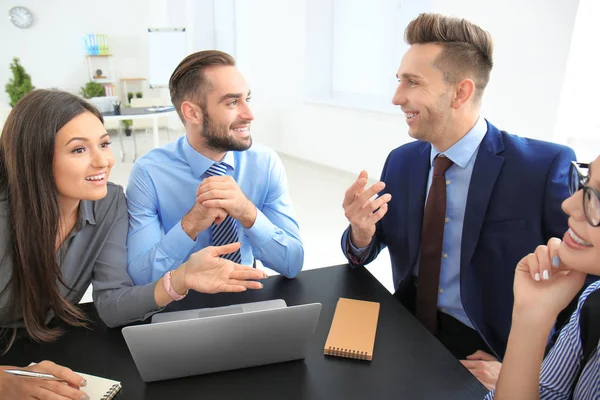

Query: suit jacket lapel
407;142;431;269
461;121;505;275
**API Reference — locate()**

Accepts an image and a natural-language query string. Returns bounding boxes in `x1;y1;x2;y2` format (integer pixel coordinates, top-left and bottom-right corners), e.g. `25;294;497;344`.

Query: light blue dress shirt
126;136;304;284
349;116;487;329
423;116;487;329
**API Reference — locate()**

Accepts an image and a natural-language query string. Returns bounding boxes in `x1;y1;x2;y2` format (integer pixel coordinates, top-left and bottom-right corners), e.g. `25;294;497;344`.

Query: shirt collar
182;136;236;178
78;199;95;226
429;116;487;169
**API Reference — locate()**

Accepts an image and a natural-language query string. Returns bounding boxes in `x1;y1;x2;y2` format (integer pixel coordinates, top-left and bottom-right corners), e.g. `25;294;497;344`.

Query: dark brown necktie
416;154;454;334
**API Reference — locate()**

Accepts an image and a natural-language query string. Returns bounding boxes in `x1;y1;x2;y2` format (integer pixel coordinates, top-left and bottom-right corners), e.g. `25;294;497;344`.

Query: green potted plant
122;119;133;136
5;57;34;107
135;91;143;98
80;81;105;99
127;92;134;104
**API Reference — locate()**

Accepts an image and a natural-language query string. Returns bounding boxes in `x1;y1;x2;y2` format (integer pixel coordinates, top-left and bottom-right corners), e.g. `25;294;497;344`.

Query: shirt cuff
244;210;276;248
161;221;197;261
343;227;370;266
348;238;368;257
139;282;165;316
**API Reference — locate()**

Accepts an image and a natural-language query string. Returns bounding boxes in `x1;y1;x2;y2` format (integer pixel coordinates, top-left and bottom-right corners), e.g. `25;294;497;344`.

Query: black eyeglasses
569;161;600;227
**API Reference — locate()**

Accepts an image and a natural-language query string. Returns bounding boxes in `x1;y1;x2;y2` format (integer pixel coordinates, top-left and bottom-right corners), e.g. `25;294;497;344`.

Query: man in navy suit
341;13;575;391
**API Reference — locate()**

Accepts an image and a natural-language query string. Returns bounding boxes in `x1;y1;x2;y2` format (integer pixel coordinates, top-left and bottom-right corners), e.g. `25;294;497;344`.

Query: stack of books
103;84;115;96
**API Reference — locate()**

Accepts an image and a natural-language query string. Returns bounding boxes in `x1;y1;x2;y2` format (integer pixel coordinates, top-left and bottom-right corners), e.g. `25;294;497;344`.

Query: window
185;0;248;71
554;0;600;162
306;0;431;113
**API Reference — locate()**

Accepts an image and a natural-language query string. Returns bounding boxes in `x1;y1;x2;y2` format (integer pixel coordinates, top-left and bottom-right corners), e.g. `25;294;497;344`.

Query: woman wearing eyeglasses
487;160;600;399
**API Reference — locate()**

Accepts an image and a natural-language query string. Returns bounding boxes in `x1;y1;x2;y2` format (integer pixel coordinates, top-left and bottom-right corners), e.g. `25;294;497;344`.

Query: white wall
1;0;581;178
440;0;579;143
0;0;152;107
244;0;580;180
0;0;242;117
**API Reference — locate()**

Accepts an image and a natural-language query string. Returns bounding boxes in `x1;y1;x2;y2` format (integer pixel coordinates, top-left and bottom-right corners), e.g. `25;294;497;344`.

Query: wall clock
9;6;33;29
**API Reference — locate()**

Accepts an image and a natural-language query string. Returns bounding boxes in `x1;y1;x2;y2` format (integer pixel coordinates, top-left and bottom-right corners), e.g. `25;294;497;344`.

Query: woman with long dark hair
0;89;266;399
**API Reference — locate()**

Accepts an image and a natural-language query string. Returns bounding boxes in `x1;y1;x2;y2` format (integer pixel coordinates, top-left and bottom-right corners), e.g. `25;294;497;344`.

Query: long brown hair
405;13;494;103
0;89;103;347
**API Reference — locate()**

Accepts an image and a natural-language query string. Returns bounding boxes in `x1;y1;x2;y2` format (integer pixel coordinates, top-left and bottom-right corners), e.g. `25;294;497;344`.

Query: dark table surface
3;265;488;400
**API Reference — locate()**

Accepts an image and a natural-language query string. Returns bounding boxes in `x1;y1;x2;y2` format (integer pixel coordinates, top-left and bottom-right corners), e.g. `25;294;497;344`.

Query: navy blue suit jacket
342;120;576;359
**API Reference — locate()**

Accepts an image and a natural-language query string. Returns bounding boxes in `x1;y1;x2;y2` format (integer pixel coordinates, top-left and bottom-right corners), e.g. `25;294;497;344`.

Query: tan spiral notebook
324;298;380;361
29;364;121;400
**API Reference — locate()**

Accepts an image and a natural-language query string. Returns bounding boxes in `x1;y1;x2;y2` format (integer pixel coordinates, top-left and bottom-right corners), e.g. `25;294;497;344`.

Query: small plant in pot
127;92;134;104
135;91;143;98
122;119;133;136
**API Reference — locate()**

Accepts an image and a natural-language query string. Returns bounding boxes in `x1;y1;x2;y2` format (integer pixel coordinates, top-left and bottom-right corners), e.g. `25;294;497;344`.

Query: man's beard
201;112;252;152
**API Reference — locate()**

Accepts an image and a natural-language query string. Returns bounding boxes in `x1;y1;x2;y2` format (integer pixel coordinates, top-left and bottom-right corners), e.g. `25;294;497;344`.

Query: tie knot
433;155;453;176
206;162;228;177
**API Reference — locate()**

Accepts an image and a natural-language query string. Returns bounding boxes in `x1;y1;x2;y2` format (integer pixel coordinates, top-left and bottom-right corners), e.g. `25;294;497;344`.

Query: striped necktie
205;162;242;263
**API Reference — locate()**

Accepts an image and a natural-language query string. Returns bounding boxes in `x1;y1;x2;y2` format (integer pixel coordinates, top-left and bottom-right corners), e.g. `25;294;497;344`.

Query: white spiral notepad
28;363;121;400
77;371;122;400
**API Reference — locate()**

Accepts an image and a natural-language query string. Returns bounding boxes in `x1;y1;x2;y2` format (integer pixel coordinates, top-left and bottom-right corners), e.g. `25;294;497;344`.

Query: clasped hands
182;176;257;240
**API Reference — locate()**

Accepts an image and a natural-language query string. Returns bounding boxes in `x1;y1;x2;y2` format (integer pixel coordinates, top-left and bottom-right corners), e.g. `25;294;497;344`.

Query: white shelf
92;78;114;84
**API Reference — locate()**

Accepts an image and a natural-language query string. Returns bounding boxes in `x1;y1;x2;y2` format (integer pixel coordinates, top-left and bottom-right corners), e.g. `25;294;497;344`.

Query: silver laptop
122;299;322;382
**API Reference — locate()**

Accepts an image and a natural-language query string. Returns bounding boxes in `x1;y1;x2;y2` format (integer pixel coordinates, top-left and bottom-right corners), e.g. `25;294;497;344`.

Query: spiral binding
325;346;372;361
101;383;122;399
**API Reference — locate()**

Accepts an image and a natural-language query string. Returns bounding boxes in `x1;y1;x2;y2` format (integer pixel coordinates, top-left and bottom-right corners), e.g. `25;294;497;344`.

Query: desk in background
3;265;488;400
102;107;177;161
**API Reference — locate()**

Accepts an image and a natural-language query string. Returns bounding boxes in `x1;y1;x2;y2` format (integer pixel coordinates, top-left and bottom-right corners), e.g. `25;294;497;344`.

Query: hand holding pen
4;369;71;382
1;360;89;400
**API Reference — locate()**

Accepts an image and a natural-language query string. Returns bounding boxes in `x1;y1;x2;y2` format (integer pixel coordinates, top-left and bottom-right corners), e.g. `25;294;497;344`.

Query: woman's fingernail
534;273;541;281
552;256;560;267
80;379;87;387
81;394;90;400
543;270;550;280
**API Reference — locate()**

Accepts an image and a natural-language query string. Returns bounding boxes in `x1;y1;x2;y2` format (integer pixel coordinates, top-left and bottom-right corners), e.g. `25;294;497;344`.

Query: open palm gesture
183;242;266;294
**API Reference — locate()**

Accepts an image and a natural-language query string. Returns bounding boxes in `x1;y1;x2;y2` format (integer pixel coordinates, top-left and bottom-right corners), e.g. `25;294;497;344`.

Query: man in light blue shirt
126;50;303;285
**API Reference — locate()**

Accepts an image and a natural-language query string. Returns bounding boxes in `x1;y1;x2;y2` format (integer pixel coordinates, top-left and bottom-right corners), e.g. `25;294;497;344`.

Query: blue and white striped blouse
486;279;600;399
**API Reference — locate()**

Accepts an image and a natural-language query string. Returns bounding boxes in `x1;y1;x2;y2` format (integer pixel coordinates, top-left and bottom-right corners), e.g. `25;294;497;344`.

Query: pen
3;369;68;382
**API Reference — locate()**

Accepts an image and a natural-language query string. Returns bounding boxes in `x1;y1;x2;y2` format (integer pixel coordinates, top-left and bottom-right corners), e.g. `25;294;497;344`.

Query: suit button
439;288;444;294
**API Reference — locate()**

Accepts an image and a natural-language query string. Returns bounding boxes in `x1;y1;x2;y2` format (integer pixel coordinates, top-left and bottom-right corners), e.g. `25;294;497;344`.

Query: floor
80;128;393;303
